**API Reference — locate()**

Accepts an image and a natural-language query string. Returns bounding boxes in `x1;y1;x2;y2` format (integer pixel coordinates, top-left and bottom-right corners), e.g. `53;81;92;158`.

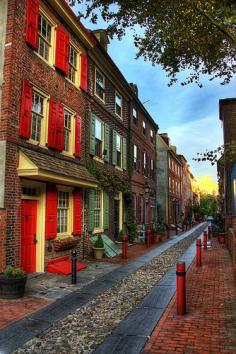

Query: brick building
130;85;158;229
178;155;194;220
0;0;159;273
168;146;182;225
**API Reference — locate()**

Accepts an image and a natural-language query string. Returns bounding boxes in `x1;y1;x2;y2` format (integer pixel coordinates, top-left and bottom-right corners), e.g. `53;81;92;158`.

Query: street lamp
145;182;151;247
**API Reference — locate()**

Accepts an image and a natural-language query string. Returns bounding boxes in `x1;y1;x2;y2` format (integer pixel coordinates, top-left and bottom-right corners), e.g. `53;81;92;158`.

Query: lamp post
145;183;151;247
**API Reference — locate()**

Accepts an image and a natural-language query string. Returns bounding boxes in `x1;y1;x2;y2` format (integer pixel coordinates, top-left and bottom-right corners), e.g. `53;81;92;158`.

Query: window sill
34;51;55;71
93;156;104;164
94;93;105;104
62;151;75;159
115;166;123;172
65;77;81;90
28;139;47;149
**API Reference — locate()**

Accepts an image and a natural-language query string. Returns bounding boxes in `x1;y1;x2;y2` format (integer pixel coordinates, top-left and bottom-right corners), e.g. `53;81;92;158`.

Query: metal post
176;261;186;315
203;231;208;251
196;239;202;267
122;235;127;259
71;249;77;284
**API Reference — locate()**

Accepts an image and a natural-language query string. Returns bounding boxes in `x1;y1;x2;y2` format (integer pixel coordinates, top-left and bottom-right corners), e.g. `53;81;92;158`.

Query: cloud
167;115;223;182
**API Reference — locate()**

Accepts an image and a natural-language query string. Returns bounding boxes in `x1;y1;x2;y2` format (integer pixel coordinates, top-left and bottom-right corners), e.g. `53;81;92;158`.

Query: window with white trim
57;191;69;233
142;120;146;135
133;144;137;170
31;91;44;142
116;133;122;168
115;92;122;118
95;118;103;158
38;13;52;62
94;190;102;229
95;68;105;101
68;45;79;85
64;110;72;153
133;107;138;125
150;129;154;143
143;151;147;172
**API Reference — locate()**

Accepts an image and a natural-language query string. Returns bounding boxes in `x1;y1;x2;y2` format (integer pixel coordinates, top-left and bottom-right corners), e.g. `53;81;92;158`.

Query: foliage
94;234;104;248
4;266;25;278
213;214;225;233
193;194;219;219
68;0;236;86
193;140;236;165
155;222;166;233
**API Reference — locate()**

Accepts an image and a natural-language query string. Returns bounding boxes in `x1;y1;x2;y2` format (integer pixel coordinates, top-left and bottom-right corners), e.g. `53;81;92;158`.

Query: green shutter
112;130;117;166
122;137;127;170
104;124;110;162
90;114;95;155
88;189;95;232
103;191;109;229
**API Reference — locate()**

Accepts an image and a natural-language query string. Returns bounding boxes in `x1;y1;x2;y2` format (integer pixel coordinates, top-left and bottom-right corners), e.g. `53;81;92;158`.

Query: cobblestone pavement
143;238;236;354
15;231;200;354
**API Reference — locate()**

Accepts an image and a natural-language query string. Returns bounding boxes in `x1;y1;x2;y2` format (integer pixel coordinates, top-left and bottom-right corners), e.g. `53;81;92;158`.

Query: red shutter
74;115;82;158
25;0;39;49
19;80;33;138
55;27;69;75
73;189;83;236
80;52;87;91
45;186;57;240
48;100;64;151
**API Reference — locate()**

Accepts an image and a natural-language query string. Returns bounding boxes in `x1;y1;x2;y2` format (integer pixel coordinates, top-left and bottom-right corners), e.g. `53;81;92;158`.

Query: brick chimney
92;29;110;51
160;133;170;146
130;83;138;97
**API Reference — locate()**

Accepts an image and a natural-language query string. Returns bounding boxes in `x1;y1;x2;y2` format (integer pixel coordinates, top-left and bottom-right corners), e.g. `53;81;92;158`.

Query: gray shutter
103;191;109;229
122;137;127;170
112;130;117;166
88;189;95;232
90;114;95;155
104;124;110;162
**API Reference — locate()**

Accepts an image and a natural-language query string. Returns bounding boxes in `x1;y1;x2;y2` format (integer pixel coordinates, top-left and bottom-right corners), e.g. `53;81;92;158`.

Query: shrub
94;235;104;248
4;266;25;278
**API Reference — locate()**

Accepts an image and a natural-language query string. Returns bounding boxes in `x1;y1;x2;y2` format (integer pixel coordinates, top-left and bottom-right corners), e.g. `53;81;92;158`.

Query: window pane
95;119;102;140
95;69;105;100
115;93;122;117
116;134;121;152
31;92;44;142
57;191;69;233
64;111;71;152
94;190;101;228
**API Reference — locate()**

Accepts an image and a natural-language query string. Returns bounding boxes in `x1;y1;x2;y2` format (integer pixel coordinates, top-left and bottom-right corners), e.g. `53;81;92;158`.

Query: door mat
47;256;87;275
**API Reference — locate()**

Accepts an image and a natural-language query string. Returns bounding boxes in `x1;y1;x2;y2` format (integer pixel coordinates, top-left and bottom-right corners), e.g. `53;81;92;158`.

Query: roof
20;148;98;185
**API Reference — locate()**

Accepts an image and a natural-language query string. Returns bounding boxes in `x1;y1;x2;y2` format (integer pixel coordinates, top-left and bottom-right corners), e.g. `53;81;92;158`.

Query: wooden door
21;200;37;273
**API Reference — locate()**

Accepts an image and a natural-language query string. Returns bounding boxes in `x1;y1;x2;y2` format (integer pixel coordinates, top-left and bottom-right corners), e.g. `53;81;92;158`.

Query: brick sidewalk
143;238;236;354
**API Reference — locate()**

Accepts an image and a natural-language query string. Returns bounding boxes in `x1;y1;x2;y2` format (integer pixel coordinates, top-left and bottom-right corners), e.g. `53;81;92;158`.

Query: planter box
0;275;27;299
53;237;79;252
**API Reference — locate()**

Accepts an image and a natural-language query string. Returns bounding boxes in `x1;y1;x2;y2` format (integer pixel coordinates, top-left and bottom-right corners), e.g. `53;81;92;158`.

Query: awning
18;148;98;188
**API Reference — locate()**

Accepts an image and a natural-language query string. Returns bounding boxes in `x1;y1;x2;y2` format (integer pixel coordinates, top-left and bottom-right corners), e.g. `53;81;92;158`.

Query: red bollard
203;231;208;250
196;239;202;267
122;235;127;259
176;262;186;315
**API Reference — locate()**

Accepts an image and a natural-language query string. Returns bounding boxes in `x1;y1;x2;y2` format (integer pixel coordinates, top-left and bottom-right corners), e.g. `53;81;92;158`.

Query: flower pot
218;233;225;244
93;247;104;259
0;274;27;299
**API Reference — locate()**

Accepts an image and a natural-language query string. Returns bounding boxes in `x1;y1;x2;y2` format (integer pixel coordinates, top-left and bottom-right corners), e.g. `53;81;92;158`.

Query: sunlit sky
72;3;236;183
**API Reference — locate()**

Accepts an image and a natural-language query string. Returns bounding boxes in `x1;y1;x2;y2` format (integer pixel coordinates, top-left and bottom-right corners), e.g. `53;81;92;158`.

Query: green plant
4;266;25;278
156;222;166;233
94;235;104;248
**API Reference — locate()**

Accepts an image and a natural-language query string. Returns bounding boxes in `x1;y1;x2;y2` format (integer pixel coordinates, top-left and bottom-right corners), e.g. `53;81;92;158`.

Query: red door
21;200;37;273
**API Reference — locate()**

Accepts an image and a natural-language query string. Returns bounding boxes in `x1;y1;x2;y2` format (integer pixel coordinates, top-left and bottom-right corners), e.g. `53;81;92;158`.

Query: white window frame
115;91;123;119
95;68;105;102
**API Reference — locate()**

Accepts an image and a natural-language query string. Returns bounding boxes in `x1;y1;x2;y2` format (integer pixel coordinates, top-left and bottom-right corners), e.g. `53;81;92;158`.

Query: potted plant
0;266;27;299
93;235;105;259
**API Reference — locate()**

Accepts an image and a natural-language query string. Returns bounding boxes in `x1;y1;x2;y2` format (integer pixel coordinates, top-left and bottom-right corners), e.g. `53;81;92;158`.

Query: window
115;92;122;118
133;144;137;170
150;159;154;178
64;110;72;152
38;13;52;62
94;190;102;229
142;121;146;135
57;191;69;233
95;118;103;158
150;129;154;143
95;68;105;101
143;152;147;172
116;133;122;168
68;45;78;84
31;91;44;142
133;107;138;125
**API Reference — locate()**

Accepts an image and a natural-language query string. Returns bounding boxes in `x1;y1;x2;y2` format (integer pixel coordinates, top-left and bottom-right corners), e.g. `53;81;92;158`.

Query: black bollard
71;249;77;285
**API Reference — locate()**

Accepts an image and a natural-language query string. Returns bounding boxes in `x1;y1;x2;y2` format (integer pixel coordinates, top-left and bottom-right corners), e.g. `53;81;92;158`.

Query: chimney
92;29;110;51
130;83;138;97
160;133;170;146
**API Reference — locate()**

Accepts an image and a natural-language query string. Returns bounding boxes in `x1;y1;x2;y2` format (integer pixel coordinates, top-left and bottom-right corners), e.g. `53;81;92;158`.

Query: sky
73;4;236;183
